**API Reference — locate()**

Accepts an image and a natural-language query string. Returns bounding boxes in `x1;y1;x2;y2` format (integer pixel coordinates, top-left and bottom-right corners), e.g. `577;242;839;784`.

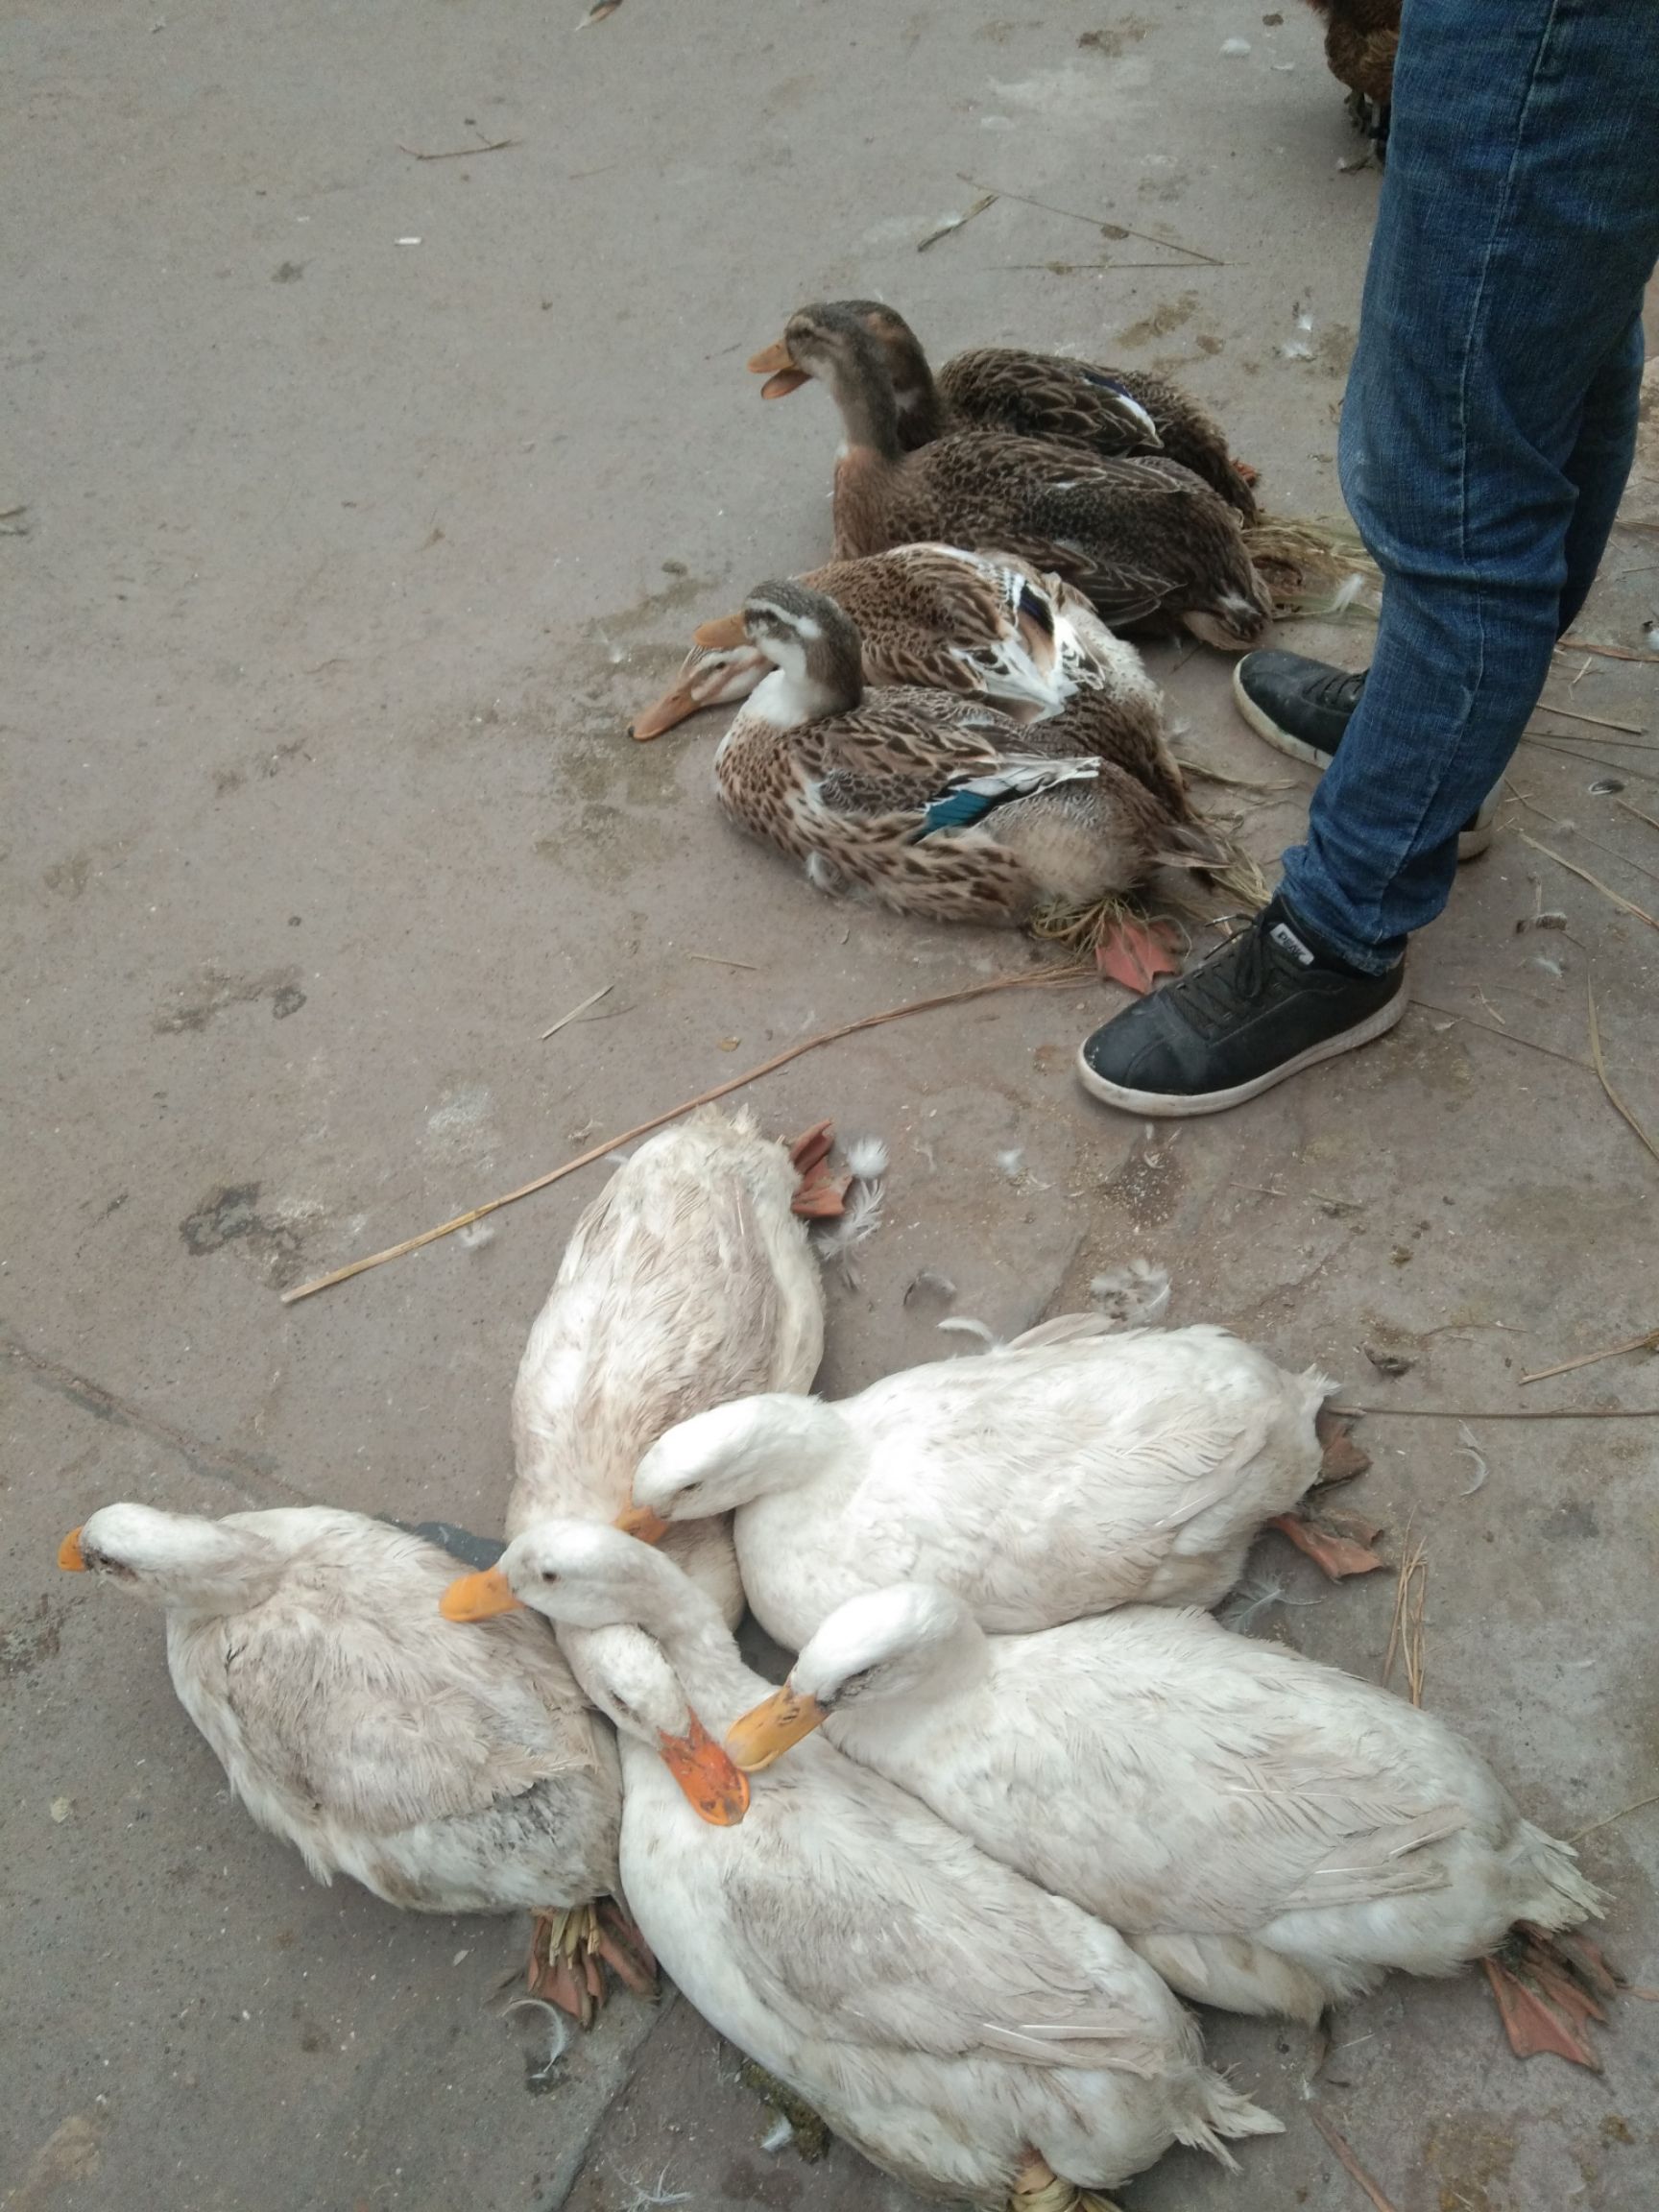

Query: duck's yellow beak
58;1527;87;1572
614;1504;670;1546
439;1566;523;1622
630;678;708;742
658;1715;751;1825
725;1684;829;1773
747;340;810;400
691;613;747;650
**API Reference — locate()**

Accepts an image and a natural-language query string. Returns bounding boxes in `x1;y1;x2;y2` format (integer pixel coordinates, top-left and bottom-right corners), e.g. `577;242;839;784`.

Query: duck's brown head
747;304;903;459
738;580;864;724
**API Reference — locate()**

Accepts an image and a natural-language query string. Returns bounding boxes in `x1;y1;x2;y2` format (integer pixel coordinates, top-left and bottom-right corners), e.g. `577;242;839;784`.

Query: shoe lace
1176;920;1299;1033
1310;667;1366;711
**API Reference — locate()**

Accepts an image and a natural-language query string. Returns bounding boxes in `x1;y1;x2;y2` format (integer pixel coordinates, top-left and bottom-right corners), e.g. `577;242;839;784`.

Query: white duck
725;1585;1609;2062
441;1522;1282;2211
623;1318;1342;1647
58;1504;638;1986
505;1103;831;2004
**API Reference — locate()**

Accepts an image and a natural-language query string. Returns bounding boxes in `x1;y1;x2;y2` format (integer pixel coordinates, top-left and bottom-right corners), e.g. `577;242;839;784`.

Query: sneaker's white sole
1230;663;1498;861
1230;662;1334;769
1074;987;1409;1118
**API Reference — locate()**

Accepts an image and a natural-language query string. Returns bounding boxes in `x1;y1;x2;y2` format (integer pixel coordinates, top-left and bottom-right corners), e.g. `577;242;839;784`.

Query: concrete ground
5;2;1657;2207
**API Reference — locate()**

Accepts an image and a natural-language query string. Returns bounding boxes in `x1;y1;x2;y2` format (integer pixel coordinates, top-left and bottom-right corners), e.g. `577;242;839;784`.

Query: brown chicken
1302;0;1399;156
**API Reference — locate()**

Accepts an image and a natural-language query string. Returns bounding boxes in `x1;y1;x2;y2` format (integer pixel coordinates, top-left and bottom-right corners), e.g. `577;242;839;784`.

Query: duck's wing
723;1754;1191;2075
939;349;1164;457
182;1573;601;1835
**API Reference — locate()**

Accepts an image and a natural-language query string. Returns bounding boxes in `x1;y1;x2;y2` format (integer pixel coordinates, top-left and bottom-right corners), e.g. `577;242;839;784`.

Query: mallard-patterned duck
747;302;1273;650
701;580;1212;925
632;544;1133;739
812;299;1258;522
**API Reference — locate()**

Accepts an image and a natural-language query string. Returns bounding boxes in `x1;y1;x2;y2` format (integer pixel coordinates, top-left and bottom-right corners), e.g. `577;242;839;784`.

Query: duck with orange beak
741;301;1273;653
445;1519;1281;2212
56;1501;642;2020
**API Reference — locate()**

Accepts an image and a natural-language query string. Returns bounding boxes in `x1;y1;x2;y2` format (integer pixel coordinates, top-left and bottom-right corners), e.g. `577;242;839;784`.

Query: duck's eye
540;1569;559;1584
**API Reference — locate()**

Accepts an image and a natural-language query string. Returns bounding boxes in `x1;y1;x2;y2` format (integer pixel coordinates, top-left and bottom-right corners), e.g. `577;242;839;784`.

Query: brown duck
705;580;1216;926
746;304;1273;652
817;299;1259;522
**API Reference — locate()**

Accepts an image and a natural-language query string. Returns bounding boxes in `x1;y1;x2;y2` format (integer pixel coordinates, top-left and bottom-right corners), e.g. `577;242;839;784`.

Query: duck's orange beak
614;1504;670;1545
747;340;810;400
691;613;747;650
439;1566;523;1622
658;1715;751;1825
630;634;767;739
725;1684;829;1773
58;1527;87;1572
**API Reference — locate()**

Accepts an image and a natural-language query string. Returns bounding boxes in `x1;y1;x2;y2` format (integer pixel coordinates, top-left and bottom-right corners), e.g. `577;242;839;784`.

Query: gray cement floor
5;3;1658;2207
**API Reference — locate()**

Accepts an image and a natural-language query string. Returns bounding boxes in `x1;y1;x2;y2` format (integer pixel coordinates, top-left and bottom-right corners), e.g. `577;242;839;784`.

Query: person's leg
1080;0;1659;1116
1558;309;1647;637
1281;0;1659;974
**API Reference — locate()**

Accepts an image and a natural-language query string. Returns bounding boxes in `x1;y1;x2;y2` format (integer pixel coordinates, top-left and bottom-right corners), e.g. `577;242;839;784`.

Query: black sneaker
1076;897;1407;1117
1232;650;1496;860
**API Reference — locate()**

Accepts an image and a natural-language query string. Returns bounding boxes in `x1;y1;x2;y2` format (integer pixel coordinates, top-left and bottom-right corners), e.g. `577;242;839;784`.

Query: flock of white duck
63;1109;1612;2210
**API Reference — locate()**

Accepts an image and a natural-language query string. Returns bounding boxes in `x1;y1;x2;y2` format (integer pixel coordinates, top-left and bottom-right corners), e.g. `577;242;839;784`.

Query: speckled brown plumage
840;301;1259;522
751;306;1273;652
713;583;1210;926
636;545;1193;817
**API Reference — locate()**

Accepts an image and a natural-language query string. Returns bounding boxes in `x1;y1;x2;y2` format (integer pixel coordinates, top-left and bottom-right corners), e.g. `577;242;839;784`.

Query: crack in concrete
1;1321;311;1510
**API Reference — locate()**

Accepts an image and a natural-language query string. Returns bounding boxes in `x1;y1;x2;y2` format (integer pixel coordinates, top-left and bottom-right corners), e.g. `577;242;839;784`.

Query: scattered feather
842;1134;889;1180
1455;1422;1489;1496
1514;910;1569;933
501;1997;570;2086
1220;36;1251;56
1530;953;1564;977
1646;622;1659;653
457;1219;497;1252
996;1146;1025;1179
938;1315;999;1348
580;0;623;22
1221;1573;1322;1634
903;1267;956;1310
1089;1259;1171;1328
760;2118;796;2154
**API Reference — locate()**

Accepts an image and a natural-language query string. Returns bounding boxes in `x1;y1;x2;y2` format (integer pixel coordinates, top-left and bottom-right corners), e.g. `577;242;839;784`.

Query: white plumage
729;1584;1603;2023
477;1522;1283;2206
64;1503;620;1916
630;1317;1331;1647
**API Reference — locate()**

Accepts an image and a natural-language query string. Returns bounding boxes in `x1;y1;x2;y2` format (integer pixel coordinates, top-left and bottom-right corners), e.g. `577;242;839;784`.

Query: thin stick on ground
1382;1527;1427;1708
1572;1788;1659;1842
685;951;760;971
1587;980;1659;1169
1519;832;1659;931
1409;998;1593;1072
1309;2112;1400;2212
1617;796;1659;835
1557;636;1659;664
916;192;998;252
282;965;1091;1304
1331;1404;1659;1421
955;174;1224;264
1532;701;1647;736
1521;1327;1659;1386
398;136;517;160
541;983;613;1040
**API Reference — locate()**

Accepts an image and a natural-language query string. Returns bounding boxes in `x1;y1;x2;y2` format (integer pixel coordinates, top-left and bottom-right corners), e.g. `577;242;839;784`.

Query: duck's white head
60;1503;284;1616
622;1395;842;1540
726;1583;985;1773
438;1521;749;1825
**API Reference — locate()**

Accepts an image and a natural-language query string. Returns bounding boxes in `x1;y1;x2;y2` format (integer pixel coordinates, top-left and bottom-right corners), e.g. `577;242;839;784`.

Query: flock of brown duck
631;301;1287;948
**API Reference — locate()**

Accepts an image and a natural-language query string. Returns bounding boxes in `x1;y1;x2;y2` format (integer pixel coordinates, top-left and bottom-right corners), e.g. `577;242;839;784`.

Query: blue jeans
1278;0;1659;974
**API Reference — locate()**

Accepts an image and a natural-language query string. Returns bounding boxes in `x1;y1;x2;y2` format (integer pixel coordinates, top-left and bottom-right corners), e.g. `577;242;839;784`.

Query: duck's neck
823;346;904;467
830;1614;995;1754
611;1564;765;1734
735;645;860;735
703;1394;858;1505
888;352;947;449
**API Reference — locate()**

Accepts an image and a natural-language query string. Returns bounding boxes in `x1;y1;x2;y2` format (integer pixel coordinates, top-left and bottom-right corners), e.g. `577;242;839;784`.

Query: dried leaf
1095;917;1181;995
